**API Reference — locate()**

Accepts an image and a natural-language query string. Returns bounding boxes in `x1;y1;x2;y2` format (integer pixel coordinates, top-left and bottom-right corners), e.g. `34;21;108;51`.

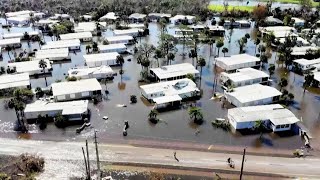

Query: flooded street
0;18;319;150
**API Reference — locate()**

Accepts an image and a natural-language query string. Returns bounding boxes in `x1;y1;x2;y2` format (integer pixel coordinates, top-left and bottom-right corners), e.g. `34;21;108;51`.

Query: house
170;15;195;25
50;14;71;20
220;68;270;89
74;22;97;35
126;24;145;29
150;63;200;82
99;12;119;21
148;13;171;21
59;32;93;42
279;37;310;47
128;13;147;23
291;46;319;57
236;20;251;28
2;31;41;39
42;39;81;51
215;54;261;72
225;84;282;107
113;29;143;37
68;65;115;80
0;73;30;90
265;16;283;26
81;15;92;21
8;59;52;76
173;29;193;39
105;35;134;45
5;10;33;18
83;52;120;67
208;25;225;36
228;104;300;132
35;48;70;61
293;58;320;72
51;79;102;101
7;16;30;25
35;19;59;27
0;38;22;48
140;78;200;109
24;100;89;121
98;43;127;53
259;26;296;38
292;17;305;27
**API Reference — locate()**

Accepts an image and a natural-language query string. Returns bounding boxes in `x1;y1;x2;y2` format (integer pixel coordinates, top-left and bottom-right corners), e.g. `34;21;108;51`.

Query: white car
103;116;109;120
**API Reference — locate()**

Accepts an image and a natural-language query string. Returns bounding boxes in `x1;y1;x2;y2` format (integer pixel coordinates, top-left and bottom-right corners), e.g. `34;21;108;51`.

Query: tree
216;38;224;57
197;57;206;76
39;59;48;87
167;52;175;65
300;0;313;11
268;64;275;77
254;120;267;140
303;73;314;93
254;39;261;55
278;77;288;90
221;47;228;57
48;30;54;41
188;107;203;124
86;45;92;53
116;55;125;71
5;45;12;60
154;48;164;67
23;32;30;46
35;87;44;98
92;42;98;52
186;73;195;82
148;109;158;124
252;5;268;27
130;95;137;103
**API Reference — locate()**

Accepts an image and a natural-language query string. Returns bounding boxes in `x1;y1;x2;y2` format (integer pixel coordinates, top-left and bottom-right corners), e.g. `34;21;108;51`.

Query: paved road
0;138;318;179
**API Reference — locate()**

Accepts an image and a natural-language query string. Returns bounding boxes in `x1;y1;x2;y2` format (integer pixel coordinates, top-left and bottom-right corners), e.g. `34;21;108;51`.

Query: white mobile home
105;35;134;45
259;26;296;38
2;31;40;39
215;54;261;72
140;78;200;108
68;65;115;80
113;29;143;37
148;13;171;21
74;22;96;34
35;48;70;61
150;63;200;82
128;13;147;23
170;15;195;25
7;16;30;25
0;38;22;48
220;68;270;89
52;79;102;101
228;104;300;132
24;100;89;121
293;58;320;72
60;32;93;42
83;52;120;67
50;14;71;20
5;10;33;18
35;19;59;27
225;84;282;107
0;73;30;90
291;46;319;56
292;17;305;27
98;43;127;53
99;12;119;21
8;59;52;75
41;39;81;51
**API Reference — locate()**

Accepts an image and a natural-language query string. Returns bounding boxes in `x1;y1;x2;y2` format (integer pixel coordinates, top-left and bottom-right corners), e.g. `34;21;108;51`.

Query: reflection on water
0;18;319;150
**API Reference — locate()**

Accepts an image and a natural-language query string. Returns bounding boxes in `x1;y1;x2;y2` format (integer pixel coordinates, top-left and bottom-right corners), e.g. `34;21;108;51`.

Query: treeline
0;0;210;19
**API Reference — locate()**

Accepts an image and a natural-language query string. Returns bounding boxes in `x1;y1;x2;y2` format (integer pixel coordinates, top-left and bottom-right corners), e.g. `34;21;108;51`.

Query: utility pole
94;130;101;180
82;147;88;178
240;148;246;180
86;140;91;180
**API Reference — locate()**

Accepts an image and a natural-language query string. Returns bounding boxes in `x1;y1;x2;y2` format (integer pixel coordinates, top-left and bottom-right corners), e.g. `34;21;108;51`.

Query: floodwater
0;18;319;150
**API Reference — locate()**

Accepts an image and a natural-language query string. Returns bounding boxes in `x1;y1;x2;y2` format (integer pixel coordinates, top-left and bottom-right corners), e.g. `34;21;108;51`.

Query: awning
153;95;182;105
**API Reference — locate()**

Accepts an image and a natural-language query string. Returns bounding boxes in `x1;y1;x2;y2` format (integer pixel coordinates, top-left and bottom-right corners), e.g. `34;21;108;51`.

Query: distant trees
216;38;224;57
252;5;268;27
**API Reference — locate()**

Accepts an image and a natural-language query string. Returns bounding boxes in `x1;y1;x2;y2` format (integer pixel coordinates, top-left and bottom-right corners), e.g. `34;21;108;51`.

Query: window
285;124;290;128
276;125;281;129
70;93;76;99
280;125;285;128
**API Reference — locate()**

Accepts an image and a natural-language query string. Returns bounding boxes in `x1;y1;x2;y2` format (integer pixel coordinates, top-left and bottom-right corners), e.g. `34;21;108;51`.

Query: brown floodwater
0;18;319;150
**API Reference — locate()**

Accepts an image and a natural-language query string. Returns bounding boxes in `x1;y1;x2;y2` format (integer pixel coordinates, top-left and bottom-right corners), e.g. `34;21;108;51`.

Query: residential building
215;54;261;72
128;13;147;23
83;52;120;67
0;38;22;48
42;39;81;51
0;73;30;90
113;29;143;37
35;48;70;61
2;31;40;39
8;59;52;76
170;15;195;25
98;43;127;53
293;58;320;72
51;79;102;101
105;35;134;45
60;32;93;42
68;65;115;80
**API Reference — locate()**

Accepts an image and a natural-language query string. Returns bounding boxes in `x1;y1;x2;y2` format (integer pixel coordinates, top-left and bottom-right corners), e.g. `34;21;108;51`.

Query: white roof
105;35;134;42
83;52;119;63
2;31;40;39
126;24;145;28
60;32;92;40
314;71;320;82
113;29;143;36
7;16;30;22
52;79;102;96
216;54;260;70
35;48;69;60
279;37;309;45
259;26;295;34
148;13;171;18
98;43;126;51
273;31;298;38
25;100;88;115
208;25;225;31
5;10;33;17
74;22;96;32
292;17;305;23
291;46;319;56
99;12;119;20
228;104;300;125
8;59;51;73
129;13;147;19
153;95;182;104
236;20;250;24
0;38;21;46
0;73;30;90
171;15;195;20
36;19;59;25
42;39;80;50
140;78;199;96
226;84;282;104
68;65;114;78
150;63;199;80
221;68;269;83
294;58;320;66
265;16;283;24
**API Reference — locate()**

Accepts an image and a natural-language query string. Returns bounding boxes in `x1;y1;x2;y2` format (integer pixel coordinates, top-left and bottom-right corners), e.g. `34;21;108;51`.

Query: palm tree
39;60;48;87
116;55;125;71
48;30;54;41
216;38;224;57
5;45;12;60
186;73;195;82
254;120;266;140
268;64;275;77
86;45;92;54
154;49;163;67
188;107;203;124
92;42;98;52
197;57;206;76
303;73;314;93
23;32;30;46
167;52;175;65
222;47;228;57
278;78;288;91
148;109;158;124
254;39;261;55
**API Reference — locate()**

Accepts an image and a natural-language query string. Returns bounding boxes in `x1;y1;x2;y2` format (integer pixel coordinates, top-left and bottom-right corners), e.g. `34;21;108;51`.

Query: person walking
173;151;179;162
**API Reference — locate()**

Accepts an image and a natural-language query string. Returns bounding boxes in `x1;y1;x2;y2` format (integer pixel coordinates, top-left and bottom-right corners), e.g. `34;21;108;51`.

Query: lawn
208;4;254;12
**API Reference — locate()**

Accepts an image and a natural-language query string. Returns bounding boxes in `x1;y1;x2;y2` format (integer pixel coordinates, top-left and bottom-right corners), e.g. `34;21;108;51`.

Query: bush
54;114;67;128
67;76;77;81
0;173;10;180
130;95;137;103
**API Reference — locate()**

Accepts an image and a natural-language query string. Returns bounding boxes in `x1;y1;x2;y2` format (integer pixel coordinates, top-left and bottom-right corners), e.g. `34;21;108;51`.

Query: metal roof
8;59;51;73
105;35;134;42
0;38;21;46
52;79;102;96
42;39;80;50
60;32;92;40
68;65;114;78
150;63;199;80
0;73;30;90
98;43;126;51
221;68;269;83
83;52;119;63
